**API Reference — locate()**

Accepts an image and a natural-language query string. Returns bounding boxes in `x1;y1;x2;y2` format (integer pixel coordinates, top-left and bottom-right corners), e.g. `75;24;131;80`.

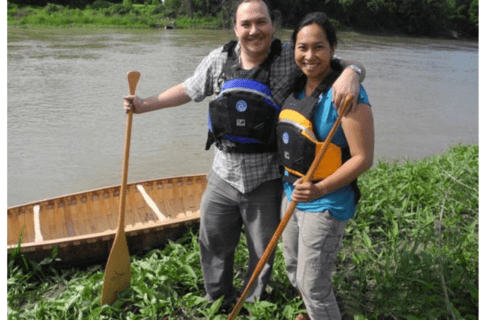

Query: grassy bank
7;3;223;28
7;144;478;319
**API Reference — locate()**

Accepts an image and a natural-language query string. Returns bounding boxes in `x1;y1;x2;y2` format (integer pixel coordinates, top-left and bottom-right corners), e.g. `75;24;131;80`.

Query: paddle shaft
118;72;139;229
227;94;354;320
100;71;140;305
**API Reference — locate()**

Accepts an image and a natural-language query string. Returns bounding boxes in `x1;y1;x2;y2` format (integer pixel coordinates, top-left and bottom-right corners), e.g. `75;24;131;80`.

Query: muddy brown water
7;27;478;206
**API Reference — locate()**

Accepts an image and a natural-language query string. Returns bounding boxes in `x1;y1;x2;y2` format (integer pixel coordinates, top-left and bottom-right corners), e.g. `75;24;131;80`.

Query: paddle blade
101;231;131;305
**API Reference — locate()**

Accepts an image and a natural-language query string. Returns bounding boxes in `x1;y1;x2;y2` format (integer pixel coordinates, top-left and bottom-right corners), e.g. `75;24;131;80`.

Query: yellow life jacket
276;71;348;183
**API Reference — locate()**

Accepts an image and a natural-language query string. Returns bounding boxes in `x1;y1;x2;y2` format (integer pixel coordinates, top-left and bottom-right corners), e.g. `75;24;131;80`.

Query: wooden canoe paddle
227;93;355;319
101;71;141;305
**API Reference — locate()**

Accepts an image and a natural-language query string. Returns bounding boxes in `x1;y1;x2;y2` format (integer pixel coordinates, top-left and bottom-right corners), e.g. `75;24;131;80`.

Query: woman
277;12;374;320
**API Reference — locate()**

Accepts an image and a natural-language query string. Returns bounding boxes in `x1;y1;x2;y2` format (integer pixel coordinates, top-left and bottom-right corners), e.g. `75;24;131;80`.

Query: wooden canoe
7;174;207;266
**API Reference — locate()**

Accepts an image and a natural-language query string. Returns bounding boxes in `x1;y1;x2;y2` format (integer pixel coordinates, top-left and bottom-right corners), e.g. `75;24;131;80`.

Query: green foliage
335;0;452;35
174;14;221;29
337;144;478;318
109;3;131;14
7;144;478;319
163;0;181;17
468;0;478;27
43;2;64;13
397;0;450;35
6;0;478;36
90;0;113;9
149;4;164;15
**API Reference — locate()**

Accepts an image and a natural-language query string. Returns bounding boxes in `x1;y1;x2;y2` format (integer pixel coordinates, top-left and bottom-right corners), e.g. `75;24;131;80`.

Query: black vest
206;39;282;153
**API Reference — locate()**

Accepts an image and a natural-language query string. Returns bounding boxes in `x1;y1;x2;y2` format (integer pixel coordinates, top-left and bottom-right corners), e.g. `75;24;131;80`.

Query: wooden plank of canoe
7;174;207;265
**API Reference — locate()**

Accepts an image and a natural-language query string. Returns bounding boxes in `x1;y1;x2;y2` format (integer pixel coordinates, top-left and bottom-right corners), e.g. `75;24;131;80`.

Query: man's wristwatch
346;65;362;78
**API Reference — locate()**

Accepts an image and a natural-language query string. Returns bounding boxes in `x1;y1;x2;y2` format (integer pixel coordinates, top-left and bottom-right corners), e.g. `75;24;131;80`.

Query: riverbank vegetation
7;0;479;38
8;144;478;319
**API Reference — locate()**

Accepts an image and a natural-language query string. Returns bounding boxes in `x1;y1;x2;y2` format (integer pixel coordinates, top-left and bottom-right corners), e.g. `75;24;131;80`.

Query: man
124;0;365;309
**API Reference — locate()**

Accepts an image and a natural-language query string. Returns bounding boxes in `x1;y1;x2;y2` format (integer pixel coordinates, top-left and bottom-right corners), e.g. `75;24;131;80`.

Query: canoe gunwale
7;173;207;210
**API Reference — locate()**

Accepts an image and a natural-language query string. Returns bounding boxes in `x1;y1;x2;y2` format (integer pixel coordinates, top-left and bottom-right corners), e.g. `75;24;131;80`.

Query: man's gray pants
199;170;282;307
281;196;347;320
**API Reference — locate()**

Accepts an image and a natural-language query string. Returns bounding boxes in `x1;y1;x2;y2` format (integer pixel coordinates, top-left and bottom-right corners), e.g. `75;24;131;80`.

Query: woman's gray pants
281;195;347;320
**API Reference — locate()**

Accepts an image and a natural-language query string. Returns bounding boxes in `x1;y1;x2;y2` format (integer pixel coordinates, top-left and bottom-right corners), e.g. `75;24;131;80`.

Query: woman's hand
124;95;143;114
291;178;325;203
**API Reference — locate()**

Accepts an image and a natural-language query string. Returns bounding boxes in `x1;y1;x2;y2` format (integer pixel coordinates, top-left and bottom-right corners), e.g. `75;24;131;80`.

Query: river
7;26;478;207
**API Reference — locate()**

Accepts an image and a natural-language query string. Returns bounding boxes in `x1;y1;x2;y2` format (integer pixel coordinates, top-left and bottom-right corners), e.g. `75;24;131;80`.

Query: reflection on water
7;27;478;206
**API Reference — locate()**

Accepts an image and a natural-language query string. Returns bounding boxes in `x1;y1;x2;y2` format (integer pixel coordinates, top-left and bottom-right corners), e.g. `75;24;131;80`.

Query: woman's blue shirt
283;85;369;221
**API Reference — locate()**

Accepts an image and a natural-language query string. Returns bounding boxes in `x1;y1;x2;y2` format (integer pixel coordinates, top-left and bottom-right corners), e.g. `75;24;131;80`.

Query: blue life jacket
206;39;282;153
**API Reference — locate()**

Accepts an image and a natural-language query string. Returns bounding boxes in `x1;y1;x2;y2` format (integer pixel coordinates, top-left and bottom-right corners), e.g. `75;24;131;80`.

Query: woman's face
234;1;275;60
294;23;335;82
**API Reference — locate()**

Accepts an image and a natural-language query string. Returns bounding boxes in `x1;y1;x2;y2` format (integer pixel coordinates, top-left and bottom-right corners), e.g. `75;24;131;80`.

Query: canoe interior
7;174;207;265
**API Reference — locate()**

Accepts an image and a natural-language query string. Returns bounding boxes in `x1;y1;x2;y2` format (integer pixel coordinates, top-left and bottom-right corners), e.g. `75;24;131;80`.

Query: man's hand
332;67;360;114
124;95;144;114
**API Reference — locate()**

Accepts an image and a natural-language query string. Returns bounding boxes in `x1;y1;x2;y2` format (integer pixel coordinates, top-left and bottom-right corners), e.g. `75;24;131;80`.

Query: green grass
7;144;478;319
7;3;223;28
338;143;478;319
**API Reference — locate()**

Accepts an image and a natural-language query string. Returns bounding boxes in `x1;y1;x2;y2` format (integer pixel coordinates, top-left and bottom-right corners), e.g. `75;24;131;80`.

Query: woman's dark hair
233;0;275;24
291;12;337;49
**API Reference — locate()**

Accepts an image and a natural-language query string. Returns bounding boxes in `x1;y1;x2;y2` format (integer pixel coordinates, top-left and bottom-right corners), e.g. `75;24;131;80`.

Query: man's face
234;1;275;60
